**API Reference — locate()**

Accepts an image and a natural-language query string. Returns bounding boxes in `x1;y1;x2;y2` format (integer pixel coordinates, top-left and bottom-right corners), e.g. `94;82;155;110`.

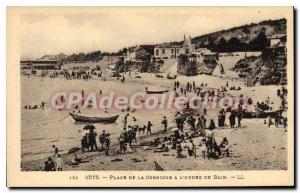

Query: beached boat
69;113;119;123
145;87;169;94
242;109;283;119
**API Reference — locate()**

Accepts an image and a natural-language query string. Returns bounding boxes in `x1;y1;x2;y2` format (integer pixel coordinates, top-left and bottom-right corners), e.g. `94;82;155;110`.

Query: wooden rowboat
241;109;283;119
69;113;119;123
145;87;169;94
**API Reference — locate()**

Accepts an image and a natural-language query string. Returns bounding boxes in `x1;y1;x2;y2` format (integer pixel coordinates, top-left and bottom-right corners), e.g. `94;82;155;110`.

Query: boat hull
69;113;119;123
146;90;169;94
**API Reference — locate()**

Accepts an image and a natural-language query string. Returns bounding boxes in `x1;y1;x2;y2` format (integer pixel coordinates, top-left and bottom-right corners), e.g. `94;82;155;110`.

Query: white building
264;34;287;56
154;45;183;59
154;35;196;60
31;59;61;70
126;46;150;62
190;48;218;64
269;34;287;48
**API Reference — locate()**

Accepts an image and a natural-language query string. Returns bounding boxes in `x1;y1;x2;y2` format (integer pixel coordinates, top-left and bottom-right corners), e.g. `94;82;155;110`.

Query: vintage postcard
7;7;294;187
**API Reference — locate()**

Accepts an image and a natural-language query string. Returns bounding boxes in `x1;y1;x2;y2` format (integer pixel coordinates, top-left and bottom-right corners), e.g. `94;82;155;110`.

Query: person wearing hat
99;130;106;151
105;133;111;156
187;139;195;156
89;129;98;151
118;128;127;154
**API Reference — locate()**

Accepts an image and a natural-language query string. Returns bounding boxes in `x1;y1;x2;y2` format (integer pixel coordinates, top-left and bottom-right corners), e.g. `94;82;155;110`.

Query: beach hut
144;161;164;171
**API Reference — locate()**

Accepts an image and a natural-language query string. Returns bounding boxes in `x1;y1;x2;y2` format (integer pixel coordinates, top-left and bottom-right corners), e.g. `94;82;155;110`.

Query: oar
58;114;70;122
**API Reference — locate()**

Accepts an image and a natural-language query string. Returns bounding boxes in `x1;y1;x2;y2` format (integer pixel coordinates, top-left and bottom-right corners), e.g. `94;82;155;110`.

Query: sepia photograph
7;6;294;187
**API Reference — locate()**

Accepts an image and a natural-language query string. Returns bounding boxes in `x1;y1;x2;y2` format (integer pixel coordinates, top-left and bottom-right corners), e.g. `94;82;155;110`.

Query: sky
19;7;289;59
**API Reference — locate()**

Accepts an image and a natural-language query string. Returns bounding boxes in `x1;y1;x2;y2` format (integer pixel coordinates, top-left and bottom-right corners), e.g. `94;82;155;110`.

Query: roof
195;48;211;52
155;44;182;49
31;59;58;64
268;34;287;39
203;52;217;56
36;59;57;62
192;48;215;55
268;41;286;48
128;46;149;53
32;62;57;66
183;35;192;45
136;53;151;60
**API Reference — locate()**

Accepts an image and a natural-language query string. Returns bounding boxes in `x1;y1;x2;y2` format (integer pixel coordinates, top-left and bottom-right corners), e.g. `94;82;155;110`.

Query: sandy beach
20;73;287;171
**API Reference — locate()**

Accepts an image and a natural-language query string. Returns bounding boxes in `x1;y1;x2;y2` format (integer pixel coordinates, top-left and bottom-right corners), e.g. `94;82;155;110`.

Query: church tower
183;35;195;54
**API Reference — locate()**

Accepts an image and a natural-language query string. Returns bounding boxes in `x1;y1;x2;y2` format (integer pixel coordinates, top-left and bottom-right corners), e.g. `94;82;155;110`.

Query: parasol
83;124;96;130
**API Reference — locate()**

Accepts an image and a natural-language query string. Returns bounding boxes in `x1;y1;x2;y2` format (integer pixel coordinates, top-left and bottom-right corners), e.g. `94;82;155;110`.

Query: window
171;49;174;54
155;49;159;55
162;49;165;54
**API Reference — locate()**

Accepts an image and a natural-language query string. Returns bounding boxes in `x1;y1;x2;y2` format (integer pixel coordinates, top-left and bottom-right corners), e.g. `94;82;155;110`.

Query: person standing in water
162;116;168;132
81;90;84;98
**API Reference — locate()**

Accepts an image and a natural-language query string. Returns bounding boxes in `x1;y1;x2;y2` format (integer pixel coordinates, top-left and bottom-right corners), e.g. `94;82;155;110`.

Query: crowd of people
80;129;111;155
39;73;288;171
143;114;230;160
23;101;46;110
63;70;93;80
264;87;288;129
171;112;230;159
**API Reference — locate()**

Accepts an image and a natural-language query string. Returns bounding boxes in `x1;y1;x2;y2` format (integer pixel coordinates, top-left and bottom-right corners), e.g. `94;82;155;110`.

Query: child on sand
199;142;207;159
55;154;63;171
176;143;184;158
267;116;273;127
187;140;195;156
219;137;229;157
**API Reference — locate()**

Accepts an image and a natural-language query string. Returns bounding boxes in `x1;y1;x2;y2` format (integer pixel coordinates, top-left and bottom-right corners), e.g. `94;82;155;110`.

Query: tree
249;32;268;51
207;36;216;50
216;37;227;52
177;54;197;76
242;27;250;34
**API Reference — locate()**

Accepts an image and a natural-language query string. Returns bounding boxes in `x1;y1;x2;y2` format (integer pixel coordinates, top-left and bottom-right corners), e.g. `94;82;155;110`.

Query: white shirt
55;157;63;168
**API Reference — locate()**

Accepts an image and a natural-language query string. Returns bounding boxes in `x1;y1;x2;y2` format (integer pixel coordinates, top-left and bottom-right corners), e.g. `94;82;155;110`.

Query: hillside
191;18;286;52
233;53;287;86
